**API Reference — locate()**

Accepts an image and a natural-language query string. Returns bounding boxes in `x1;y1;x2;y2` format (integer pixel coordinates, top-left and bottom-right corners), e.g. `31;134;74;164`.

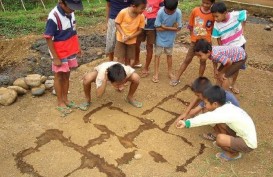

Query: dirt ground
0;17;273;177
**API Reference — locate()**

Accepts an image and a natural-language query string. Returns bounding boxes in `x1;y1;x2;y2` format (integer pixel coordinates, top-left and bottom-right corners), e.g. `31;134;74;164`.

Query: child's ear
213;102;220;108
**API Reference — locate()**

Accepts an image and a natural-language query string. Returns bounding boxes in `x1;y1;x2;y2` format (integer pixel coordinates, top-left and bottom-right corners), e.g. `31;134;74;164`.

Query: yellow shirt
115;7;145;44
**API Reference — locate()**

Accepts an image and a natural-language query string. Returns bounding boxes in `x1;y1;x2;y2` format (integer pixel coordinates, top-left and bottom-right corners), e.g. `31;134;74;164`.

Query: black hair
131;0;147;6
211;2;227;14
164;0;178;11
203;85;226;106
208;0;216;3
194;39;212;53
107;64;127;83
191;77;212;93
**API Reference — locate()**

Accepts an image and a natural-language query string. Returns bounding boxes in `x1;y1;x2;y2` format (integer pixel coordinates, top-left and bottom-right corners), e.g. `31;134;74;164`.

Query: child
114;0;146;66
105;0;132;61
211;2;247;94
152;0;182;83
170;0;215;86
175;77;240;141
79;62;142;110
176;86;257;161
134;0;164;77
44;0;83;116
194;39;246;92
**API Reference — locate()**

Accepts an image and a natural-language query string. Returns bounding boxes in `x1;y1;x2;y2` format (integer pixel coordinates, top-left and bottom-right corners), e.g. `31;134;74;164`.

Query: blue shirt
154;7;182;47
199;91;240;108
106;0;132;19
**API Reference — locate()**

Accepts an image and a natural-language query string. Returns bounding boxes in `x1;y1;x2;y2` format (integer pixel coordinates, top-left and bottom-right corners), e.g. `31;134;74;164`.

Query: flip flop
216;152;242;161
229;86;240;94
78;102;91;111
133;64;142;68
212;141;221;149
125;98;143;108
200;133;216;141
169;80;180;86
56;106;72;117
152;76;159;83
140;72;149;78
66;101;78;109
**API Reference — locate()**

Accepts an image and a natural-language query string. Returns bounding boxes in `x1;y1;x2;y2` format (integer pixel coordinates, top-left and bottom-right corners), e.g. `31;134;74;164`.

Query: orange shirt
188;7;214;43
115;7;145;44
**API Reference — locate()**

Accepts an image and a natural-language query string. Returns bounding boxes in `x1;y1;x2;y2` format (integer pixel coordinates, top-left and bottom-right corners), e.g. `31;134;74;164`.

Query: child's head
191;77;212;99
211;2;227;22
194;39;212;60
201;0;215;11
131;0;147;14
164;0;178;15
59;0;83;14
203;85;226;111
107;64;127;85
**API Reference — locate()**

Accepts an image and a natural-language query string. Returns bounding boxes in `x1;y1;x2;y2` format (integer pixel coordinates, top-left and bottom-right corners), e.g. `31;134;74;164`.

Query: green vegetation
0;0;200;38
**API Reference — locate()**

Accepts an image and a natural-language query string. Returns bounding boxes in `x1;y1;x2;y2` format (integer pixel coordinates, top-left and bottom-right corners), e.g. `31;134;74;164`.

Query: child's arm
161;25;179;31
46;38;61;66
96;70;108;97
216;38;222;45
116;23;127;42
175;97;200;122
126;27;143;41
213;62;218;79
217;60;232;81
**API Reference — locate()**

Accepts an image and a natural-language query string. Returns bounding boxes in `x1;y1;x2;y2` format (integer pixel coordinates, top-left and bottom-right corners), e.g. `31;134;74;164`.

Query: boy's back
155;7;182;47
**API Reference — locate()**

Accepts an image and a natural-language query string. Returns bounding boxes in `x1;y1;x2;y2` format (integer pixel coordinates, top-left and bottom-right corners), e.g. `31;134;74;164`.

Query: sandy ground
0;21;273;177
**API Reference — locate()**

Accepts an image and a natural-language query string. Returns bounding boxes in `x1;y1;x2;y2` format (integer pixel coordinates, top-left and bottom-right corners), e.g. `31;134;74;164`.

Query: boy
175;77;239;141
114;0;146;66
176;86;257;161
152;0;182;83
106;0;132;61
134;0;164;76
211;2;247;94
194;39;246;92
79;62;142;110
170;0;215;86
44;0;83;116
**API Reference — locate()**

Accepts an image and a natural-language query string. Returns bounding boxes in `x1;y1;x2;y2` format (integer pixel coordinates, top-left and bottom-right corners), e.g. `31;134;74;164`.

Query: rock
269;24;273;28
41;76;47;83
0;75;11;86
134;153;142;160
269;17;273;23
48;76;55;80
0;87;17;106
25;74;42;87
13;78;29;90
7;86;27;95
96;51;103;56
45;80;54;89
31;84;45;96
264;25;271;31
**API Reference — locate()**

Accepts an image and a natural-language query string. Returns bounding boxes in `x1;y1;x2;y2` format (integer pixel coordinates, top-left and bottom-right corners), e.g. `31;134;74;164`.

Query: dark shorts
114;41;136;60
218;59;246;78
137;29;156;45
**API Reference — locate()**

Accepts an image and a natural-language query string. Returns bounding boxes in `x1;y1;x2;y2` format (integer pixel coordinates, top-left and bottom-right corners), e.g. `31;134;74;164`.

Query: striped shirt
212;10;247;47
210;46;246;65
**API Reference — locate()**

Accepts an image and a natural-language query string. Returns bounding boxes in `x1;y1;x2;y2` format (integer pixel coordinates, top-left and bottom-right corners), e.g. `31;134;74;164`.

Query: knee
130;73;140;84
82;75;92;86
216;134;226;146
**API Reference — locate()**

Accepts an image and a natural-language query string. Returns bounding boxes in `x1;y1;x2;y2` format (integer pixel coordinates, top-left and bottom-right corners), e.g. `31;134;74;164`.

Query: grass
0;0;200;38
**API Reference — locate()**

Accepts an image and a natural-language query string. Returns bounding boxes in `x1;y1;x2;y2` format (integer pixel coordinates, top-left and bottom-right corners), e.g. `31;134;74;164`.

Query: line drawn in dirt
15;85;207;177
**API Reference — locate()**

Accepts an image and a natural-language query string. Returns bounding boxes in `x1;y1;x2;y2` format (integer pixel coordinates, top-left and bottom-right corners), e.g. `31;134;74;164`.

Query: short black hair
194;39;212;53
203;85;226;106
209;0;216;3
107;64;127;83
211;2;227;14
164;0;178;11
131;0;147;6
191;77;212;94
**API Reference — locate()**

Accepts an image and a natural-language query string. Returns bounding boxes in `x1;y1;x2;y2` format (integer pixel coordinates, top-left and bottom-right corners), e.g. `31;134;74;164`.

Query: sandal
56;106;72;117
78;102;91;111
200;133;216;141
133;64;142;68
66;101;78;109
152;76;159;83
229;86;240;94
216;152;242;161
125;98;143;108
169;80;180;86
140;72;149;78
212;141;221;149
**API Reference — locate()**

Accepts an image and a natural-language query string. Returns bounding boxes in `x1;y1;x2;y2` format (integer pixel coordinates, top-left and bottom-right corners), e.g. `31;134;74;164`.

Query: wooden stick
20;0;26;11
40;0;46;10
0;0;5;11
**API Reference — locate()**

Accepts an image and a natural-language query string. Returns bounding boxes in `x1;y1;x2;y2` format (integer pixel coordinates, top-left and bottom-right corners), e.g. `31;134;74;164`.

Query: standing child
211;2;247;94
170;0;215;86
134;0;164;77
194;39;246;92
152;0;182;83
176;86;257;161
114;0;146;66
105;0;132;61
80;62;142;110
44;0;83;116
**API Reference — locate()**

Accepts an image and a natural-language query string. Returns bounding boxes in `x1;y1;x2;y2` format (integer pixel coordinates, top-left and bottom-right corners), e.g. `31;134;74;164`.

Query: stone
96;51;103;56
7;86;27;95
41;76;47;83
31;84;45;96
134;153;142;160
264;25;271;31
45;80;54;89
269;24;273;28
0;75;11;86
0;87;17;106
48;76;55;80
13;78;29;90
25;74;42;87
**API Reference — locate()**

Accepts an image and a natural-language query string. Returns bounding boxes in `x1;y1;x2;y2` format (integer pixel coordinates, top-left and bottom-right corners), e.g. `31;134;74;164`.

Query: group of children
44;0;257;162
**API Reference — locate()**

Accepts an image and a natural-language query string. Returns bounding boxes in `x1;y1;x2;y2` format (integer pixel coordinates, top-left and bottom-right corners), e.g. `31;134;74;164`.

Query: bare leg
62;72;70;104
167;55;174;79
54;72;65;107
153;55;160;81
117;57;125;65
108;52;114;61
142;43;153;74
126;73;140;101
199;59;206;77
230;71;240;93
216;134;240;158
82;71;98;103
134;40;141;66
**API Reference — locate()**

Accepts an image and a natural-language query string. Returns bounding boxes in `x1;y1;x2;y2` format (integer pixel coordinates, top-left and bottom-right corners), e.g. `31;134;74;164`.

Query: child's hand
122;35;130;42
173;22;178;28
176;120;185;129
53;58;62;66
175;114;187;124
